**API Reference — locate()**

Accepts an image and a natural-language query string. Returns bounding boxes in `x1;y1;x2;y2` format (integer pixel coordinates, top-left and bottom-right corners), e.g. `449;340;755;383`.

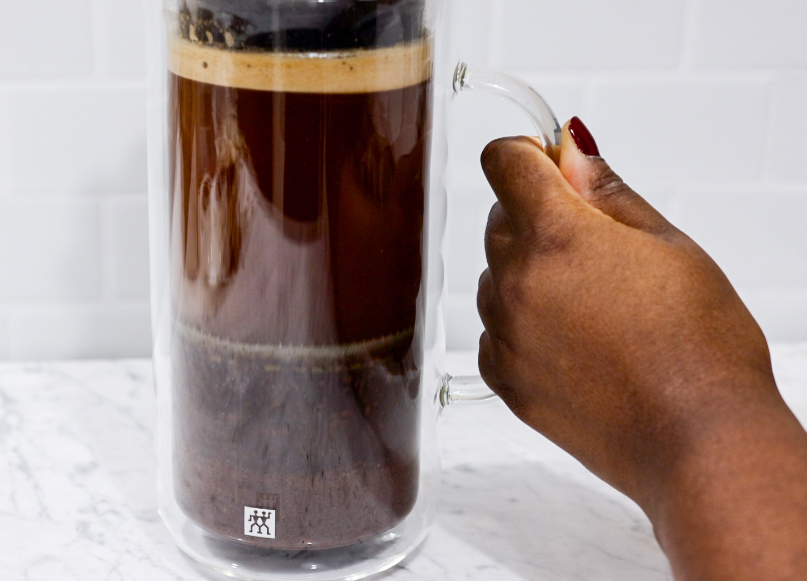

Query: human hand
476;117;782;510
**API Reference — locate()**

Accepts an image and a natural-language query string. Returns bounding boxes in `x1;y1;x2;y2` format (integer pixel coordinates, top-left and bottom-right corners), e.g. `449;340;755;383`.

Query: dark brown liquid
168;57;432;550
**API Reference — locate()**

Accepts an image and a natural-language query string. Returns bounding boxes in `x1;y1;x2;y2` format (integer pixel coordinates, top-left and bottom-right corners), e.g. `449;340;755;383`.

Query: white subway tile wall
99;0;148;76
672;190;807;287
107;197;150;301
0;0;804;359
493;0;686;71
7;305;152;360
0;2;94;78
587;79;771;184
4;86;147;195
768;74;807;182
691;0;807;68
446;0;807;349
0;199;103;302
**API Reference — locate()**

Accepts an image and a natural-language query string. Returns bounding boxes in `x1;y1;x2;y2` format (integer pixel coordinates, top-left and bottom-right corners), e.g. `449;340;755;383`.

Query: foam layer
176;320;415;363
168;36;432;93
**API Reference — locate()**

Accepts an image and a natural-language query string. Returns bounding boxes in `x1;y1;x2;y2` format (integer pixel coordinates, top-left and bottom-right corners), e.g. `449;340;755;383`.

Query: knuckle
476;270;496;324
485;203;513;241
486;202;507;230
588;162;630;202
496;264;529;310
482;136;545;192
482;246;544;315
526;223;574;256
481;137;518;173
484;204;516;267
482;136;535;165
478;269;519;334
484;227;509;263
477;268;493;294
513;215;576;264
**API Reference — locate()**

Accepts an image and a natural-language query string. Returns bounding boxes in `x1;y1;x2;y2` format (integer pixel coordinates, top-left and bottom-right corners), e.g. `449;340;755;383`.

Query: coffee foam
176;319;415;364
168;36;432;93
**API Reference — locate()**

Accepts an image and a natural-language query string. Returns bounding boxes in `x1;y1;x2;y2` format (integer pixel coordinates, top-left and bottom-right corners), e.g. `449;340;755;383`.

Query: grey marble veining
2;345;807;581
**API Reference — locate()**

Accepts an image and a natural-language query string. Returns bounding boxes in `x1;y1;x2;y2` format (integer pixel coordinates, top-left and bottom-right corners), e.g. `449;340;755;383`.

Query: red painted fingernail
569;116;600;157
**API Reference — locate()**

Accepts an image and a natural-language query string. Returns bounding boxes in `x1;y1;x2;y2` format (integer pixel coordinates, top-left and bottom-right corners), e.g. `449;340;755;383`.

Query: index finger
481;135;583;235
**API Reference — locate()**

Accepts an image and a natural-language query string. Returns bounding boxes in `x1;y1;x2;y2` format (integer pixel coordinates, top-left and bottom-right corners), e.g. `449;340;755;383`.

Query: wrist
635;372;790;518
639;378;807;579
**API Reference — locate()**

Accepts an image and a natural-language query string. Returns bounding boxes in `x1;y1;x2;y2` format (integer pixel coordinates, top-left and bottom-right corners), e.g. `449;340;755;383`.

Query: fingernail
569;116;600;157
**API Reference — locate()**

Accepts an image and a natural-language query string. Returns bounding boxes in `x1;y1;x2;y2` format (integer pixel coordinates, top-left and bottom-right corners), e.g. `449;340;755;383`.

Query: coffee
167;30;433;549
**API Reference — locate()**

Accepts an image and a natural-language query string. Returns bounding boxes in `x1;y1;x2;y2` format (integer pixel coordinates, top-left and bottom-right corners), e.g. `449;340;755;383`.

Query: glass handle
453;61;562;148
440;62;562;409
440;374;498;408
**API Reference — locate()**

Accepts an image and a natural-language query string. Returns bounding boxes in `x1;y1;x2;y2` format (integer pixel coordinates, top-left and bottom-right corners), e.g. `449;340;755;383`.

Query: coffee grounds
173;323;422;550
172;0;427;52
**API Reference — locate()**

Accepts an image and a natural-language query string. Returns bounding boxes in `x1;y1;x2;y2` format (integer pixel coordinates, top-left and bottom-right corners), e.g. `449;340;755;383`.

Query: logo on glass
244;506;276;539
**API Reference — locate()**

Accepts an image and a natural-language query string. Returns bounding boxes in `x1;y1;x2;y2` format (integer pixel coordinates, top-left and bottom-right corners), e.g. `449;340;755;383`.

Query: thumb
559;117;674;236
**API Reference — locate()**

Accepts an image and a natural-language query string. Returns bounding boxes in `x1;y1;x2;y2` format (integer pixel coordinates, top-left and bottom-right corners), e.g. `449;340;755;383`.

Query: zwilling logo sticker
244;507;276;539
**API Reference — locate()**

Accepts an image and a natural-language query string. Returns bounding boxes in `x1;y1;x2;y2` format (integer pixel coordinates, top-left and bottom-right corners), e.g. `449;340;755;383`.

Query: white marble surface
3;345;807;581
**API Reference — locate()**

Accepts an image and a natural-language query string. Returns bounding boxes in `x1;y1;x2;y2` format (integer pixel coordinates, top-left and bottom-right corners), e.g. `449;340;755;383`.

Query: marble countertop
3;345;807;581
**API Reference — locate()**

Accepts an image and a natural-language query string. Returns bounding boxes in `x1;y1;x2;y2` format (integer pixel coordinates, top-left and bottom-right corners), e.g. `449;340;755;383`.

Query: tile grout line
0;78;147;91
580;77;596;124
569;70;772;84
3;301;151;312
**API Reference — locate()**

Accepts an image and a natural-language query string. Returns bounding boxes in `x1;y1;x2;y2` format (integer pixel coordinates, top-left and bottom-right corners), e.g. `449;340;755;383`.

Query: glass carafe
144;1;560;579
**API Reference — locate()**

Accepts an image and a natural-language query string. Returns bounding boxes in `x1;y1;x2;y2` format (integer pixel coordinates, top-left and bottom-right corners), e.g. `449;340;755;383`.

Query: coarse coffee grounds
173;323;421;549
171;0;427;52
